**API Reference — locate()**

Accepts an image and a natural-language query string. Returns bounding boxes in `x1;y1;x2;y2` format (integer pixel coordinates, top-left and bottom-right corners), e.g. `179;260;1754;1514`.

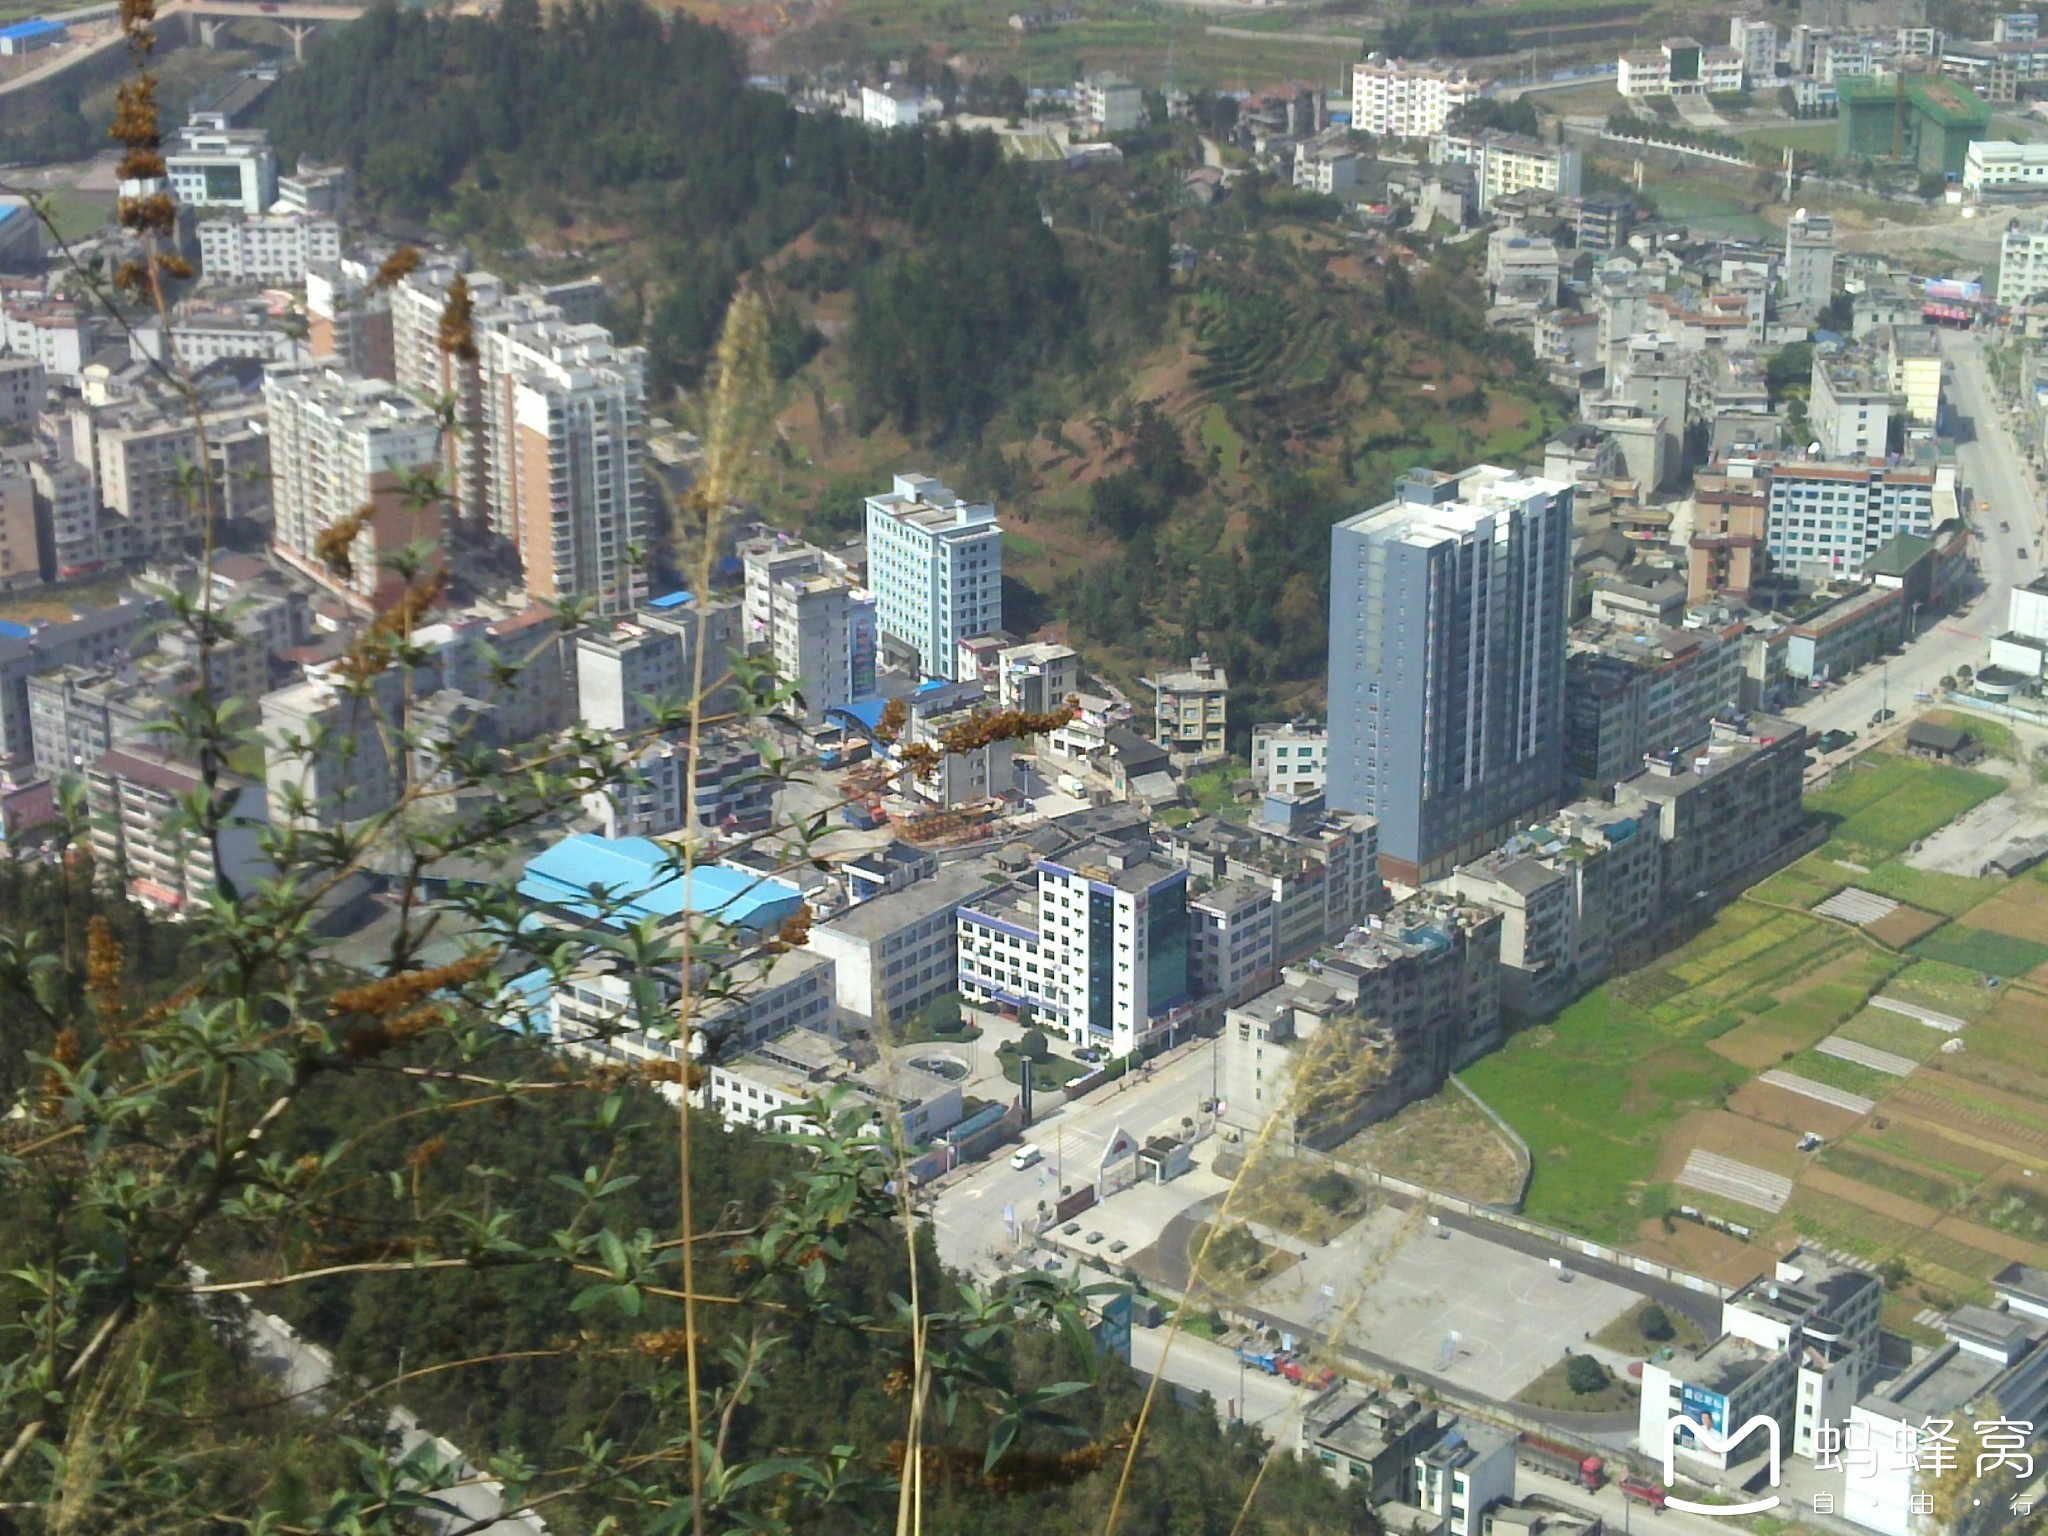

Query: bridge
0;0;362;95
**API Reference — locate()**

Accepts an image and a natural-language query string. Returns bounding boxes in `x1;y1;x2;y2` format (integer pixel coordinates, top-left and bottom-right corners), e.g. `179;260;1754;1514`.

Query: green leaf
982;1416;1020;1473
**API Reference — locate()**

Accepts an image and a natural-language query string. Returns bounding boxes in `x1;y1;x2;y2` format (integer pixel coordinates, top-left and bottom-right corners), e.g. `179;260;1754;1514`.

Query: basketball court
1246;1205;1640;1398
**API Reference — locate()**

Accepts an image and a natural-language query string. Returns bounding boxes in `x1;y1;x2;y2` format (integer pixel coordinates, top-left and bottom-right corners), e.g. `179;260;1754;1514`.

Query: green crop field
1844;861;2000;918
1908;926;2048;978
1810;756;2005;862
1462;990;1751;1243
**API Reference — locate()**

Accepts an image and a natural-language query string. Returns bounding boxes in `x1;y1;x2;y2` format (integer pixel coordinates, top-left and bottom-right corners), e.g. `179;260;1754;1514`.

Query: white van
1010;1143;1043;1171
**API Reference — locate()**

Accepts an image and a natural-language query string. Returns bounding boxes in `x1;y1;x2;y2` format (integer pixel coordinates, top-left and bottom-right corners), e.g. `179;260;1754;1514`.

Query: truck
820;737;871;771
1619;1479;1668;1513
1515;1434;1607;1492
1235;1347;1284;1375
1010;1143;1043;1171
1278;1360;1336;1390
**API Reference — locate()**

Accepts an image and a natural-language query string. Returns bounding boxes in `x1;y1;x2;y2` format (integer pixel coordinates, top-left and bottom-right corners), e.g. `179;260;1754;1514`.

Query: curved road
1785;330;2041;741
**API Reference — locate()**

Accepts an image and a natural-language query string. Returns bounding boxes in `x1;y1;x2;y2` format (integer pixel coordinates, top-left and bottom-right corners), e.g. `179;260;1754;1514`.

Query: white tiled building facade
1764;464;1937;579
1349;58;1478;140
197;212;342;285
864;473;1002;681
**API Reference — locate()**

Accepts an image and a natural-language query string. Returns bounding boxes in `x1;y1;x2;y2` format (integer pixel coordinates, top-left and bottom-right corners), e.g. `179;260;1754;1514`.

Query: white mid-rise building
265;363;446;607
1349;57;1478;140
860;83;942;128
1971;138;2048;198
2000;214;2048;305
957;835;1193;1059
1808;346;1893;460
197;211;342;285
166;123;278;215
1764;461;1941;580
739;537;877;719
1251;719;1329;796
1730;16;1780;79
864;473;1001;681
1618;37;1738;95
1433;130;1582;212
1640;1250;1882;1477
1075;72;1144;134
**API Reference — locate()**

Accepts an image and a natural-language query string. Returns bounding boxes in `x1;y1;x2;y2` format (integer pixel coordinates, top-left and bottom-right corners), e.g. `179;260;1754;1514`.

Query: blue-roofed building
0;18;65;54
0;620;30;640
497;967;555;1035
646;589;693;610
518;833;805;936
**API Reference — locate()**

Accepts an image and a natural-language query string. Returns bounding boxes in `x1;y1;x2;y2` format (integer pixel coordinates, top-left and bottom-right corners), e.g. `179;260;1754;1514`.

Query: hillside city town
18;0;2048;1532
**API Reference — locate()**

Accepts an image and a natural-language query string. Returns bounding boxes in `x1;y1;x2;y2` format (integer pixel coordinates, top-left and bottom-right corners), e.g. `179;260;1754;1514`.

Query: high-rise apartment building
864;473;1001;681
391;265;520;529
1349;57;1478;139
1326;465;1572;885
264;364;446;608
484;320;648;616
306;259;396;381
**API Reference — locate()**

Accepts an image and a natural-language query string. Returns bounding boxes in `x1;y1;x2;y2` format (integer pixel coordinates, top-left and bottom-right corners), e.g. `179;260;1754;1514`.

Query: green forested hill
260;0;1565;729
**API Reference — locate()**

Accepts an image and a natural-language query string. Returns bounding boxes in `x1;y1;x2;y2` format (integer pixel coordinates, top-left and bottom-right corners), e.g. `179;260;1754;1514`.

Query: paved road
0;0;363;99
1784;330;2039;742
929;1042;1219;1278
1129;1326;1303;1433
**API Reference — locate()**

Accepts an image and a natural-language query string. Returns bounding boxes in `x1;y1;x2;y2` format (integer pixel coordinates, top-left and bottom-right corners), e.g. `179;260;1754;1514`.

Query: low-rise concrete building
1218;895;1501;1146
1413;1421;1516;1536
808;860;994;1028
1302;1386;1440;1499
1251;718;1328;797
1149;653;1228;758
1614;713;1808;906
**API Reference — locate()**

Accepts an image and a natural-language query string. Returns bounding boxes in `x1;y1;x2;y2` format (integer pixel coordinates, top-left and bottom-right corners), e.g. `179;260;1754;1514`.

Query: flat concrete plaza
1249;1206;1639;1398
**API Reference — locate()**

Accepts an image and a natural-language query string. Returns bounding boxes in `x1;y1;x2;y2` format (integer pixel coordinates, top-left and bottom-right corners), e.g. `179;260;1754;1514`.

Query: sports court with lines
1243;1205;1645;1398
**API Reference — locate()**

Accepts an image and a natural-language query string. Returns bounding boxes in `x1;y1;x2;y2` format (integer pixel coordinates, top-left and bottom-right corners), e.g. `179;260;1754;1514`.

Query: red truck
1620;1479;1669;1514
1277;1359;1336;1390
1515;1434;1607;1492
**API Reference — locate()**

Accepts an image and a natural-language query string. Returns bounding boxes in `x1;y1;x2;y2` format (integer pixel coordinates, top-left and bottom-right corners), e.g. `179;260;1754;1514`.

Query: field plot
1459;754;2048;1308
1808;755;2005;863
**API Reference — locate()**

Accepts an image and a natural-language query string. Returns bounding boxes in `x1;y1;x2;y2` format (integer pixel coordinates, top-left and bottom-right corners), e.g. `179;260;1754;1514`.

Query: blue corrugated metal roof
827;699;888;733
519;834;804;933
496;967;554;1034
0;620;29;639
0;19;65;40
646;589;692;609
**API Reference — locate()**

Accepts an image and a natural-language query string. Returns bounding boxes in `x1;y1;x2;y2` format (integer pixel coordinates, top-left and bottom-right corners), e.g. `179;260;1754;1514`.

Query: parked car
1816;729;1856;753
1870;708;1896;726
